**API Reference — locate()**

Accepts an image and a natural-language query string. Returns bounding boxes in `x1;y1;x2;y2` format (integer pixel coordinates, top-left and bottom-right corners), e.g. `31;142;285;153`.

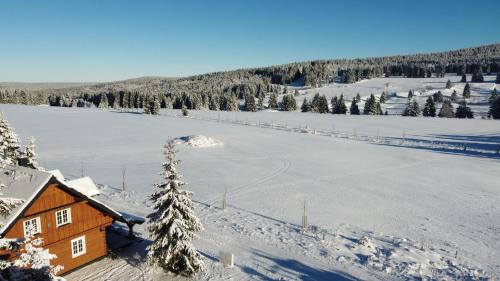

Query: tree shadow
241;249;359;281
376;133;500;160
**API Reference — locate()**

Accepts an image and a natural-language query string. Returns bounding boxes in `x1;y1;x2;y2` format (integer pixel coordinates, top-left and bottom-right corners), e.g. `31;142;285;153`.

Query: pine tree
455;99;474;118
433;91;444;103
496;72;500;84
460;74;467;83
489;88;499;119
301;98;310;112
24;137;40;170
244;94;256;112
151;96;161;115
355;93;361;102
423;97;436;117
350;98;360;115
402;99;421;116
98;93;108;109
363;94;378;115
337;94;347;114
0;114;21;165
257;94;264;110
281;94;297;111
438;99;455;118
446;79;452;89
379;91;386;103
147;141;204;276
407;90;414;99
463;83;471;99
471;70;484;83
268;93;277;109
451;90;458;102
330;96;338;114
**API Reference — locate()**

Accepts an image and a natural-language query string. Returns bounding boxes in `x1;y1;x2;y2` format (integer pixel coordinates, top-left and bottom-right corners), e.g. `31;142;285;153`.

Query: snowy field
1;104;499;280
288;75;497;117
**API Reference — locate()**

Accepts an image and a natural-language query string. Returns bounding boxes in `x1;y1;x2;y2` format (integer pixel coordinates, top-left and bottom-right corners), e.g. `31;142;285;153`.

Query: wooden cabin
0;164;143;275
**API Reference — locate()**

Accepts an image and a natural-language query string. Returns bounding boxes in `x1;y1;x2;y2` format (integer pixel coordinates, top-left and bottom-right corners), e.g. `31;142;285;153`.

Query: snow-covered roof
0;164;52;232
48;169;65;182
0;164;136;236
66;177;100;197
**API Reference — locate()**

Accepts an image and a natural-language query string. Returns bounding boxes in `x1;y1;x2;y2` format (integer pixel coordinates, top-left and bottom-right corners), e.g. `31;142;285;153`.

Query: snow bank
174;135;223;148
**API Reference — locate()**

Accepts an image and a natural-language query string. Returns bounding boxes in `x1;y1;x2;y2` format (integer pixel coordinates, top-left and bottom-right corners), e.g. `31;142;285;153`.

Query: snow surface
0;99;499;280
174;135;223;148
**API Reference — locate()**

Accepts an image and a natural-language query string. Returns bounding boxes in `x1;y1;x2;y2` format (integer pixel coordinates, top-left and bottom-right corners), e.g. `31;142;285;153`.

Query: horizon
1;0;499;83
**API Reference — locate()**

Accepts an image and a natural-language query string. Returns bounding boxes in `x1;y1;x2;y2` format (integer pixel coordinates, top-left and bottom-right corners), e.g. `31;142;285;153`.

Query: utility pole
122;164;127;191
302;200;308;230
222;188;227;211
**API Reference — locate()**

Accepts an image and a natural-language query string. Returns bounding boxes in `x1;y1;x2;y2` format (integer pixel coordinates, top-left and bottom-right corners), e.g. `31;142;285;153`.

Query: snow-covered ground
1;104;499;280
286;75;497;117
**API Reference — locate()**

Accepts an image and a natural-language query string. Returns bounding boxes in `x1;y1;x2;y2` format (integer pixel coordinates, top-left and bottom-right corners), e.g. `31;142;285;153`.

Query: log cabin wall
4;183;114;274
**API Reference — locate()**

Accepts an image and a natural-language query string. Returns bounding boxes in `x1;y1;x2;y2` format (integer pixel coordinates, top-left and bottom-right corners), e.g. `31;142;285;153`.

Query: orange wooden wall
4;183;114;274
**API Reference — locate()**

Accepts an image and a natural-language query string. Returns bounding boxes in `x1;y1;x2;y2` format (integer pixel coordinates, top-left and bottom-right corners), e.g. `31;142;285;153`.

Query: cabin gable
4;183;114;243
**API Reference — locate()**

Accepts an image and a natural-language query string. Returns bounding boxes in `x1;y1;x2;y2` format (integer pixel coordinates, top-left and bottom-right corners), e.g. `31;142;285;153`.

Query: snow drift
174;135;223;148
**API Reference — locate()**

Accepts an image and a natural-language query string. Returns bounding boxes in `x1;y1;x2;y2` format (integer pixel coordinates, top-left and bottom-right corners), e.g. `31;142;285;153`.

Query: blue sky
1;0;499;82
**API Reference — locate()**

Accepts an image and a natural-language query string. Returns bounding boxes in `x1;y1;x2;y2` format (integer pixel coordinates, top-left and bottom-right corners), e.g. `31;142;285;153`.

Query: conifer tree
355;93;361;102
451;90;458;102
244;94;256;112
98;93;108;108
446;79;452;89
460;74;467;83
226;95;239;111
281;94;297;111
301;98;310;112
438;99;455;118
147;141;204;276
257;94;264;110
376;102;383;115
402;98;421;116
433;91;444;103
268;93;278;109
350;98;360;115
489;88;499;119
455;99;474;118
423;97;436;117
337;94;347;114
363;94;378;115
330;96;338;114
379;91;386;103
496;72;500;84
407;90;414;99
0;114;21;165
25;137;40;170
463;83;471;99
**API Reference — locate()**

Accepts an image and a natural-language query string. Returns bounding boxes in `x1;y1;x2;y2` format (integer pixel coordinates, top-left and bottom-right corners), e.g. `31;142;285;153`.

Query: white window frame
55;208;72;227
23;217;41;237
71;235;86;258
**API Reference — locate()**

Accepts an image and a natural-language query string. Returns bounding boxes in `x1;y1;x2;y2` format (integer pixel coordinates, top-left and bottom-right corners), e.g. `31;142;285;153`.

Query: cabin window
71;236;86;258
55;208;72;227
23;217;41;237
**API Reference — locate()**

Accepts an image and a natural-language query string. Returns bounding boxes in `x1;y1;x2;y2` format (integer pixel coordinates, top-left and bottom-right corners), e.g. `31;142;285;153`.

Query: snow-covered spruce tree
407;90;414;99
350;98;360;115
355;93;361;102
268;93;277;110
438;99;455;118
496;72;500;84
244;94;256;112
402;98;421;116
423;97;436;117
446;79;452;89
379;91;386;103
0;114;21;165
463;82;471;99
24;137;41;170
330;96;338;114
363;94;378;115
147;141;204;276
433;91;444;103
460;74;467;83
455;99;474;119
451;90;458;102
0;185;24;222
300;98;310;112
489;88;500;119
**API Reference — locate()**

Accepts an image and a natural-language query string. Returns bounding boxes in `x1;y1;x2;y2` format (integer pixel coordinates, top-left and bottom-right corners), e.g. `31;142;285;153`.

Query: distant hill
0;43;499;111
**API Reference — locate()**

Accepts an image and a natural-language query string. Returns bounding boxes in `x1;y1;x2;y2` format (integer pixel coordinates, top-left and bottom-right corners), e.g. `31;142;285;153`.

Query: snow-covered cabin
0;164;143;275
